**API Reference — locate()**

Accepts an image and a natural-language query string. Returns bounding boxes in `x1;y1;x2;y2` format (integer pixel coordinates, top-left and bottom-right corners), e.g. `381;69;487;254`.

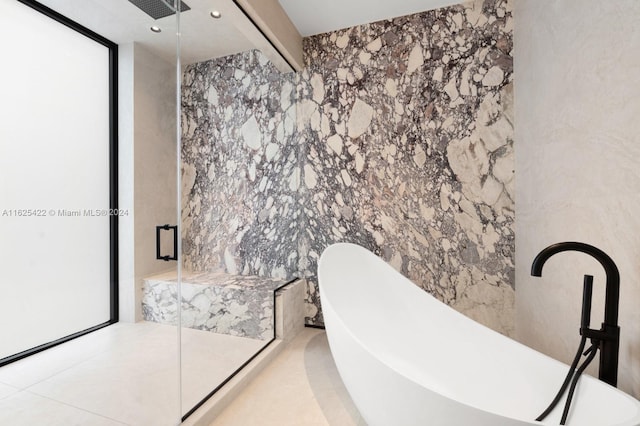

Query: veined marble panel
297;0;515;333
179;0;515;335
181;49;299;280
142;271;288;340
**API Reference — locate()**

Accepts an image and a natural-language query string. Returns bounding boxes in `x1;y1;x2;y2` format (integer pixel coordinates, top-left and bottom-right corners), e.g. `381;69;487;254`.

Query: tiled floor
209;328;366;426
0;324;364;426
0;322;265;426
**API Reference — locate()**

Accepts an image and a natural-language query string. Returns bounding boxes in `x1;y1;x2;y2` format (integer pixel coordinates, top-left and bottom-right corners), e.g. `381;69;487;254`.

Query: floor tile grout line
4;322;295;425
20;389;131;425
19;349;107;391
0;322;162;391
0;383;21;401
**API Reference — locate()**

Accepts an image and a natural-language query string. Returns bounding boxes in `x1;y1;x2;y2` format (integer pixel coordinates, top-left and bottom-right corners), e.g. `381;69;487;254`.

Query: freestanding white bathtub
318;243;640;426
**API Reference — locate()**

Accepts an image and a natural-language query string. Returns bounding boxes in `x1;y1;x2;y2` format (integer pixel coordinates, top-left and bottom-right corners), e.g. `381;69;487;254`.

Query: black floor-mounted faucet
531;241;620;386
531;242;620;425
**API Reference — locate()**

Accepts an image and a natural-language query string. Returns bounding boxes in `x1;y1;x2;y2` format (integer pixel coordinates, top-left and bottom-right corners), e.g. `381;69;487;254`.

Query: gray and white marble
142;271;289;340
181;49;299;280
179;0;515;335
297;0;515;333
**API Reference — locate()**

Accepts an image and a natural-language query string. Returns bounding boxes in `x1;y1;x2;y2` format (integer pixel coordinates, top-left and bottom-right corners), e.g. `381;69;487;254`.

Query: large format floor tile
0;390;126;426
209;328;365;426
0;322;267;426
0;324;361;425
0;322;161;389
181;327;266;410
0;382;19;400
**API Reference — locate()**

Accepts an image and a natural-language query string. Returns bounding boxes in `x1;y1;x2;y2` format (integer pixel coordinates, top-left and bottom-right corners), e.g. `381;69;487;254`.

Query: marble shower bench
142;271;304;341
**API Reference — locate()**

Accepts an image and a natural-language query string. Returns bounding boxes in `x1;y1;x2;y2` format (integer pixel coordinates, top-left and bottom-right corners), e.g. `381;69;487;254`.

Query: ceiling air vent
128;0;191;20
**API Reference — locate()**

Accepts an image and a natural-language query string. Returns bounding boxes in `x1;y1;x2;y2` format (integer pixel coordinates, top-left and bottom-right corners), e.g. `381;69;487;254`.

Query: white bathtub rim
318;242;640;426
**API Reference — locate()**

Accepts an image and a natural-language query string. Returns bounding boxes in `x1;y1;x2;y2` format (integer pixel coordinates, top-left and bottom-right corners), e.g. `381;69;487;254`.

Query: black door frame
0;0;118;367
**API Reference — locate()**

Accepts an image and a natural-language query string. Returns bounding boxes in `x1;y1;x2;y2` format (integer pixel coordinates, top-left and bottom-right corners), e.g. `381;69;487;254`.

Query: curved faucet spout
531;241;619;326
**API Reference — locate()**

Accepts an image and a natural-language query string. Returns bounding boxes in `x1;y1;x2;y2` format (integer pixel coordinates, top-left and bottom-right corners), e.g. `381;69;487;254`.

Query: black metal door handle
156;224;177;261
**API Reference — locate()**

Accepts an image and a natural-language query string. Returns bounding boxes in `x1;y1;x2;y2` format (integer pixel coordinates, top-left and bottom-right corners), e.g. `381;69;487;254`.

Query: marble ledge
141;270;297;341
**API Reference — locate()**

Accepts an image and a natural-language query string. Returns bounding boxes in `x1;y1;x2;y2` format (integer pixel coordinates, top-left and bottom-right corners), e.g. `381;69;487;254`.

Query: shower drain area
142;271;296;340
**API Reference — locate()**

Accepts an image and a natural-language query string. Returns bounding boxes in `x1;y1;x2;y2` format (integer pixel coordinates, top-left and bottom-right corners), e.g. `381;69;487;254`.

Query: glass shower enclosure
0;0;296;424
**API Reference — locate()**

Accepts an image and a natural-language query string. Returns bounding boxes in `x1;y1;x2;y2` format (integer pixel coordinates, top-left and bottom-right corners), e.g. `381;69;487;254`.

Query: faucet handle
580;275;593;331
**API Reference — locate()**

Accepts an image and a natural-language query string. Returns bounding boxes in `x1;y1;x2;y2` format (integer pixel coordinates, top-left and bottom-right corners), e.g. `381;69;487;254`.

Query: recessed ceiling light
210;10;222;19
150;25;162;33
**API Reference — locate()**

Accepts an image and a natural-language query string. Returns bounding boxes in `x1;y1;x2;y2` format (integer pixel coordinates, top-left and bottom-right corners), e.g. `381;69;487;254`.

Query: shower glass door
177;1;299;419
0;0;312;422
0;0;182;424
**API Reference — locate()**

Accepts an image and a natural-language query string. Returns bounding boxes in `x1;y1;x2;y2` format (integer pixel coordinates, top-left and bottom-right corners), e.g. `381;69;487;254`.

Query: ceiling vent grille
128;0;190;20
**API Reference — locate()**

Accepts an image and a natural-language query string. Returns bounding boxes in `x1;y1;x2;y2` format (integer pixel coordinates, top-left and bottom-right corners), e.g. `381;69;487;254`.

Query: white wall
119;43;177;322
119;43;136;323
515;0;640;397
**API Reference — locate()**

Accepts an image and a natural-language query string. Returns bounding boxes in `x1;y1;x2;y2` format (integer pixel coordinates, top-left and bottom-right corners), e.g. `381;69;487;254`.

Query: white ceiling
33;0;257;64
278;0;463;36
29;0;463;65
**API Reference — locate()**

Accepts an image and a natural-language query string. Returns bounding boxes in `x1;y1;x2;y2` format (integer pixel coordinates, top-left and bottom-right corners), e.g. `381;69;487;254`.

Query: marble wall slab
180;0;515;335
181;49;299;280
297;0;515;333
